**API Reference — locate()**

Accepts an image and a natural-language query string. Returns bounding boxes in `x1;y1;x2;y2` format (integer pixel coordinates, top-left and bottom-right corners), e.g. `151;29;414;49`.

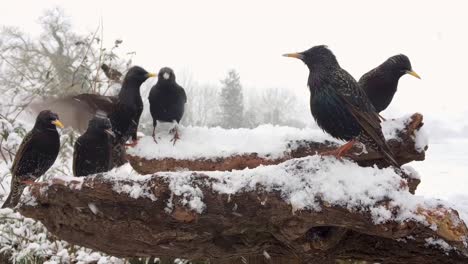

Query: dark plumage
43;66;155;143
107;66;154;145
283;45;398;166
359;54;420;113
41;66;155;167
73;116;114;177
148;67;187;144
2;110;63;208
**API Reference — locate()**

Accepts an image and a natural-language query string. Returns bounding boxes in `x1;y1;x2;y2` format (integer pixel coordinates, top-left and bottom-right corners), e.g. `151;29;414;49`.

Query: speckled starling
73;116;114;177
283;45;398;166
148;67;187;145
2;110;63;208
359;54;420;113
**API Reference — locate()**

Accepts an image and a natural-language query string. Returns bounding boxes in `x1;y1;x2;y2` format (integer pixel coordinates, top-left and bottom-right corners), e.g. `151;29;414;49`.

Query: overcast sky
2;0;468;129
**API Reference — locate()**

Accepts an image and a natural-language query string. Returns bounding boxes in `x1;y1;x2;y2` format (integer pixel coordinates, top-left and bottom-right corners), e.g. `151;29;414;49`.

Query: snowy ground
129;115;418;160
410;138;468;223
1;114;468;262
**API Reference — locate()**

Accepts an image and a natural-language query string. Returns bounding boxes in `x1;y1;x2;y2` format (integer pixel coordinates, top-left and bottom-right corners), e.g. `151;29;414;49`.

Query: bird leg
21;180;36;185
169;124;180;146
321;139;356;159
152;125;158;143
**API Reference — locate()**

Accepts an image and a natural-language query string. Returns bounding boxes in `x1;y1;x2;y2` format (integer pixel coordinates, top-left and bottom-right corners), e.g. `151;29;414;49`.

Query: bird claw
170;130;180;146
320;140;356;160
21;180;36;185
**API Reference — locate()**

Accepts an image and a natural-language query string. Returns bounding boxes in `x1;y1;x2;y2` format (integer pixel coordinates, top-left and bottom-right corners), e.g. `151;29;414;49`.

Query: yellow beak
51;120;64;129
282;53;304;60
406;70;421;79
146;73;157;78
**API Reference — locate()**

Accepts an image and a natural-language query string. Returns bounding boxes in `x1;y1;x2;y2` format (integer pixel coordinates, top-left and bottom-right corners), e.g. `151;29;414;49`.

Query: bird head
158;67;176;82
88;116;115;137
383;54;421;79
283;45;339;70
123;66;157;85
35;110;64;131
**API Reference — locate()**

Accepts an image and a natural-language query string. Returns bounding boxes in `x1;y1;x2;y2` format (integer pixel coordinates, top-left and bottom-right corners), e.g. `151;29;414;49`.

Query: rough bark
19;170;467;264
127;113;426;174
17;112;465;263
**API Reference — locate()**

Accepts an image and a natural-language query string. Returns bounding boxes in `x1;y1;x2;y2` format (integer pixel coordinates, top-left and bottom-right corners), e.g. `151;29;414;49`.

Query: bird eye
163;72;170;80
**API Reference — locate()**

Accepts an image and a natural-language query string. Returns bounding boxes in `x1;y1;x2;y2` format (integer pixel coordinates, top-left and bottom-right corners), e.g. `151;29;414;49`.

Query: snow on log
18;155;467;263
127;113;427;174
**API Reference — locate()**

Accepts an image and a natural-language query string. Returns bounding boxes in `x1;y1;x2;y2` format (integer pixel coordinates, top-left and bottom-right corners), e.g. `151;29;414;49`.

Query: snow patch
102;164;157;201
402;165;421;179
129;124;338;160
146;155;441;225
130;115;420;161
414;125;429;153
425;237;453;252
381;115;411;140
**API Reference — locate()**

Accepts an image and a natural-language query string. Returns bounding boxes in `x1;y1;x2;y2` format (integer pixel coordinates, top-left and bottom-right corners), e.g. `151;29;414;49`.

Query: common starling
283;45;398;166
101;63;123;82
43;66;155;144
359;54;420;114
107;66;156;146
148;67;187;145
73;116;115;177
2;110;63;208
42;66;156;167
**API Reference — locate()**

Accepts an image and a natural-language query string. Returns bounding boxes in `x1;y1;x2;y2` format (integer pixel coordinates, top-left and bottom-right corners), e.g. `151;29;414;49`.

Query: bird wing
333;70;399;167
178;84;187;103
72;94;118;114
358;67;378;86
10;131;34;176
72;137;81;176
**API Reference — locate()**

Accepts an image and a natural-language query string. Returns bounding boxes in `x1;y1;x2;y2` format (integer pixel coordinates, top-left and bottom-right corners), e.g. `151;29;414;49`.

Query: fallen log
127;113;427;174
18;155;467;264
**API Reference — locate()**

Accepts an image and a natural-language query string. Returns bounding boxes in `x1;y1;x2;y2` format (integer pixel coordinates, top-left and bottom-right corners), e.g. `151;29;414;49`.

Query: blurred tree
0;7;131;119
243;87;306;128
218;69;244;128
182;81;220;127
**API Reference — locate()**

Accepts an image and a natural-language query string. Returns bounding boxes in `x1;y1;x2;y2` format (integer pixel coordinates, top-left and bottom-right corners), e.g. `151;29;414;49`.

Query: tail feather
358;132;399;167
1;192;13;209
338;94;399;167
2;184;24;209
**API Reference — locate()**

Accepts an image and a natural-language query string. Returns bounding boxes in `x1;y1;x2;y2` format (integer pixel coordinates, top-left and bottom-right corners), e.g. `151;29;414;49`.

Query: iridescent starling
73;116;114;177
45;66;156;167
359;54;420;113
283;45;398;167
2;110;63;208
148;67;187;145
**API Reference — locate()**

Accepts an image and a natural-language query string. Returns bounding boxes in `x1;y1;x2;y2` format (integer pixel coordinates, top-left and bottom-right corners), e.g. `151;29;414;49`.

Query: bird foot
379;114;387;121
320;140;356;160
170;130;180;146
21;180;36;185
152;135;158;144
